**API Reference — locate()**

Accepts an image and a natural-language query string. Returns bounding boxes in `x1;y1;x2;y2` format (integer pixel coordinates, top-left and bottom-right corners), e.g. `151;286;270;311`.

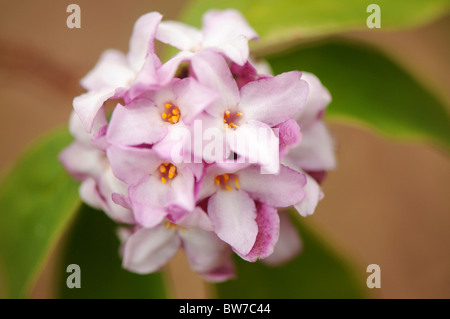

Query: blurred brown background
0;1;449;299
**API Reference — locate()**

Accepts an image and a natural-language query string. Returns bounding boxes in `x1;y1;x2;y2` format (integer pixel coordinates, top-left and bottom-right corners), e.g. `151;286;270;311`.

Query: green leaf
182;0;450;53
212;211;367;298
58;204;169;299
267;41;450;149
0;128;81;298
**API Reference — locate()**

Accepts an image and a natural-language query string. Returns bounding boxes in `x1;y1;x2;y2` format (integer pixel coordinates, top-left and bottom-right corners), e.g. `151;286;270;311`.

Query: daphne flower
197;163;306;257
120;207;235;281
106;77;218;152
59;111;133;224
74;12;163;133
282;72;336;217
157;9;258;66
190;51;309;168
106;144;203;228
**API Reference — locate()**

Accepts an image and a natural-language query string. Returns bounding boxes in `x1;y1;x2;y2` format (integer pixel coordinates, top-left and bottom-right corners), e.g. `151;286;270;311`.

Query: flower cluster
60;9;335;281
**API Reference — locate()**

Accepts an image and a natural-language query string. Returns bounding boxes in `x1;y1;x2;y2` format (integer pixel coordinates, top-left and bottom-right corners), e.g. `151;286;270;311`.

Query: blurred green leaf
268;41;450;149
0;128;80;298
182;0;450;54
58;204;169;299
213;210;366;298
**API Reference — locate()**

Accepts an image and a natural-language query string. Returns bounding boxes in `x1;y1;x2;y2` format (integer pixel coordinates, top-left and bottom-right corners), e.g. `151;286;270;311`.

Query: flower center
162;103;181;124
223;110;242;129
166;221;186;233
159;163;178;184
214;173;240;192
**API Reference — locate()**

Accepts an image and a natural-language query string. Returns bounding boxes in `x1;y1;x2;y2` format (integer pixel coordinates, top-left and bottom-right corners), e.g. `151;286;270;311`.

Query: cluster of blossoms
60;10;335;281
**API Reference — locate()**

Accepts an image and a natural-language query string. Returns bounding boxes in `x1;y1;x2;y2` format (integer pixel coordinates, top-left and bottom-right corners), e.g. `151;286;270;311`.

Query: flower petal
127;12;162;72
296;72;331;128
124;52;162;102
263;211;302;265
156;20;202;51
129;175;170;228
190;51;240;117
166;166;196;215
122;225;180;274
59;142;106;181
173;77;219;124
239;71;309;126
176;206;213;231
202;9;258;65
107;144;162;185
227;120;279;173
79;178;104;210
238;165;306;207
275;119;302;157
207;189;257;255
106;99;168;146
180;227;233;279
287;121;336;171
80;49;134;91
293;172;324;217
98;168;134;224
239;203;280;262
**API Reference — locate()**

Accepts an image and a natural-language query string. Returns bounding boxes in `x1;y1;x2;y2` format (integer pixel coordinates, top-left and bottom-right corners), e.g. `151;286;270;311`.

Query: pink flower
106;77;218;151
196;163;306;258
61;9;337;280
73;12;163;133
157;9;258;66
106;144;203;228
59;111;133;224
189;50;309;167
119;207;235;282
282;72;336;217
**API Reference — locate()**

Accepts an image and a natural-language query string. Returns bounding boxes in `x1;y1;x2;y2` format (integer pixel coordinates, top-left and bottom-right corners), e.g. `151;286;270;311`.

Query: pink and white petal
275;119;302;157
202;9;258;49
156;20;202;51
210;35;250;66
239;71;309;126
59;142;106;181
80;49;134;91
207;189;257;255
296;72;331;128
129;175;170;228
196;162;249;202
122;225;180;274
79;178;104;210
73;87;125;133
99;168;134;224
167;166;196;214
69;109;107;147
230;61;260;89
190;51;240;117
127;12;163;72
227;120;279;171
180;227;233;276
124;52;162;102
288;121;336;171
263;211;302;266
238;165;306;207
200;258;236;282
157;50;195;85
174;77;219;124
239;203;280;262
293;172;324;217
106;99;168;146
107;144;162;185
176;206;213;231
